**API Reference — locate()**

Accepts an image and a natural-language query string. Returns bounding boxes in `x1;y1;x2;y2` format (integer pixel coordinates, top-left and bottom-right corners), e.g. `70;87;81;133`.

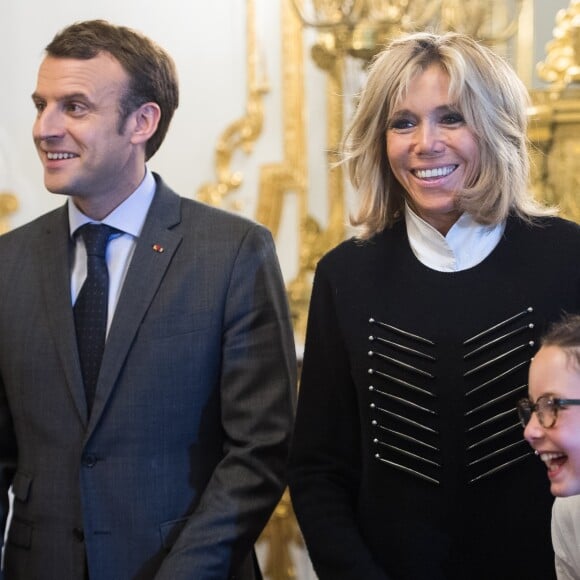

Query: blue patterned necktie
74;224;118;414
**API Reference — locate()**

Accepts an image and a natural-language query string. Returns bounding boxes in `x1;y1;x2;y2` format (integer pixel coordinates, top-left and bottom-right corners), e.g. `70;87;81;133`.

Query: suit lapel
39;205;89;424
87;181;183;432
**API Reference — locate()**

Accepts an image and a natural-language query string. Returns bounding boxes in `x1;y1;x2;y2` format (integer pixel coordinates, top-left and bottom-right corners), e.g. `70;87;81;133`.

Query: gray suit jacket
0;174;297;579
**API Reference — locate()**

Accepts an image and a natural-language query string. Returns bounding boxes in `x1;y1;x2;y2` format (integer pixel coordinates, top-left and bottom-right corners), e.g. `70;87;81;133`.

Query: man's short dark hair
46;19;179;160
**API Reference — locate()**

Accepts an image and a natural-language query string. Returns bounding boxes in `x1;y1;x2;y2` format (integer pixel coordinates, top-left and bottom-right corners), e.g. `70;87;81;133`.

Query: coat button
73;527;85;542
82;454;98;468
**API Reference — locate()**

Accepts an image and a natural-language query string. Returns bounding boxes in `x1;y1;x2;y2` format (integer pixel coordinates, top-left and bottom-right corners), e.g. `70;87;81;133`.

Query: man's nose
33;105;65;141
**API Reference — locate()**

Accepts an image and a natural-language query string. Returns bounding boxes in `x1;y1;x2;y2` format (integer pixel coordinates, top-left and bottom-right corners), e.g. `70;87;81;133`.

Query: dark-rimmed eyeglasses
517;395;580;429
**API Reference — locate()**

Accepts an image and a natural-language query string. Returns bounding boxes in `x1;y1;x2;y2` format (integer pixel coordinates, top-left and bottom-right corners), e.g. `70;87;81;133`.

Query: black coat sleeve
288;259;389;580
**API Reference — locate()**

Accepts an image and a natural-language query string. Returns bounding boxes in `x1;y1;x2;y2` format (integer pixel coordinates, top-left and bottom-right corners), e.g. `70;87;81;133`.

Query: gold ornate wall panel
0;146;18;233
0;192;18;234
290;0;528;62
257;4;307;578
528;0;580;224
259;489;304;580
282;30;348;338
195;0;269;211
529;89;580;223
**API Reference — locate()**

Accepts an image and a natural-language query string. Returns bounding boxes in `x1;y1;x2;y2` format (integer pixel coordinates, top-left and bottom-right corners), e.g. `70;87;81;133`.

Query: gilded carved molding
0;191;18;234
255;3;306;576
259;490;304;580
536;0;580;91
291;0;525;62
529;0;580;224
256;0;307;239
258;0;350;340
195;0;269;209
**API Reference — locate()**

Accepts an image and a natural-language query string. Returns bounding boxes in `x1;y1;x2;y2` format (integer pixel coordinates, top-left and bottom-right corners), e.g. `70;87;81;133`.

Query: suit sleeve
0;373;17;575
156;224;297;579
288;261;389;580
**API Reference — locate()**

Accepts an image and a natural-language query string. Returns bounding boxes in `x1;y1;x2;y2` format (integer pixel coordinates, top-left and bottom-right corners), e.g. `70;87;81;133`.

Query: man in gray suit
0;20;296;580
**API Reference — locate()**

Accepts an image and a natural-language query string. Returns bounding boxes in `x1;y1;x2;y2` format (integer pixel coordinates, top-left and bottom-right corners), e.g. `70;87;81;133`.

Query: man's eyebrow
31;91;90;102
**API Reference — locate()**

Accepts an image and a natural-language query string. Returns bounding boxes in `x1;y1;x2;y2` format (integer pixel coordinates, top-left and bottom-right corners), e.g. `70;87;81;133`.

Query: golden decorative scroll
255;5;311;579
536;0;580;91
291;0;525;63
256;0;306;238
0;191;18;234
529;0;580;223
195;0;269;208
259;490;304;580
254;0;328;340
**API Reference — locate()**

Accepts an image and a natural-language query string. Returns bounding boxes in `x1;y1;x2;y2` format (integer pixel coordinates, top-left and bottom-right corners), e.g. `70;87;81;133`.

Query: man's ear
130;102;161;145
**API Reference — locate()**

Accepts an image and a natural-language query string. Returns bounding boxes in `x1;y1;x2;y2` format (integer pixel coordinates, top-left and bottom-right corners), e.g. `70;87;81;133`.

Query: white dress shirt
552;495;580;580
69;168;156;333
404;205;506;272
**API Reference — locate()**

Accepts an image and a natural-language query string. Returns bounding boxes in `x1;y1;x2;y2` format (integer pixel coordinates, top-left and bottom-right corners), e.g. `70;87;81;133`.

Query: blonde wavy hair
343;31;554;239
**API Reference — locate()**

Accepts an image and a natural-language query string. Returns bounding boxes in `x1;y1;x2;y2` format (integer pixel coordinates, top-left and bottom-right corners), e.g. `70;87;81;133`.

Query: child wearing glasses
520;314;580;579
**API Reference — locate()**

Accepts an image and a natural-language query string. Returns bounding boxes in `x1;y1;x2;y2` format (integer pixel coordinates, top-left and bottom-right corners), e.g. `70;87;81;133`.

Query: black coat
289;215;580;580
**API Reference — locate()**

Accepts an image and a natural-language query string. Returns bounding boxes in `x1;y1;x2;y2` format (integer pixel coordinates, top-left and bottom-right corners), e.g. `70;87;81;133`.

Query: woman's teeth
414;165;456;179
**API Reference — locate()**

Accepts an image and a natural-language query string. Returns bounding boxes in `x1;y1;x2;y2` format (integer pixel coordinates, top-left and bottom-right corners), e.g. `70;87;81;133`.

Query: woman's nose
415;122;443;153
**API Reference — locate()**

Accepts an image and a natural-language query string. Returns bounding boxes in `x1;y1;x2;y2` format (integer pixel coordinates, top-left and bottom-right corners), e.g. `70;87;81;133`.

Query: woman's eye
441;113;464;125
389;118;414;130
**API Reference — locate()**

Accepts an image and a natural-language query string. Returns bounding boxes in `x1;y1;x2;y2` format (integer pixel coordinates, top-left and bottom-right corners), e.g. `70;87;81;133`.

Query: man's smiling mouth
47;152;77;160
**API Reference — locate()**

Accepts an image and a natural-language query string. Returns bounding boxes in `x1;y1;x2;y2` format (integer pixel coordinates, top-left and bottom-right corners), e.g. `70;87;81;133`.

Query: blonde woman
289;31;580;579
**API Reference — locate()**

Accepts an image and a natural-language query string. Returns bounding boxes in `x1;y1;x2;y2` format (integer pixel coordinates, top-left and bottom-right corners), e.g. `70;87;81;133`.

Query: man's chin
43;181;70;195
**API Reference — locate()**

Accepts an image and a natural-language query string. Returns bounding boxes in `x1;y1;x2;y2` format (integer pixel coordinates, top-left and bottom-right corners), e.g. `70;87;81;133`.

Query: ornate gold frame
195;0;269;211
528;0;580;223
0;192;18;234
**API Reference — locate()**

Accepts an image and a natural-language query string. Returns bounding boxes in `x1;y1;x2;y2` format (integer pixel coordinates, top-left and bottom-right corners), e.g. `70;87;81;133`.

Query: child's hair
541;313;580;369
